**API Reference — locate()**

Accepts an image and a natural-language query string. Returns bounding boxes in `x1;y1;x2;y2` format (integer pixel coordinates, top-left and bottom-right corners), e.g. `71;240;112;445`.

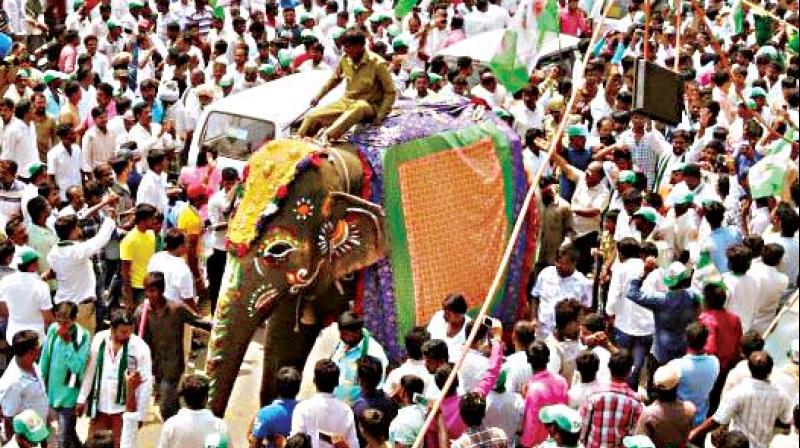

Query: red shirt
580;381;643;448
699;309;743;371
560;8;589;37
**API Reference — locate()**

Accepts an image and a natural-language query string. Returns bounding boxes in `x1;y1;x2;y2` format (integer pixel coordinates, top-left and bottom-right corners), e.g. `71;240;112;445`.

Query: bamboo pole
408;2;618;447
644;0;652;60
674;5;681;72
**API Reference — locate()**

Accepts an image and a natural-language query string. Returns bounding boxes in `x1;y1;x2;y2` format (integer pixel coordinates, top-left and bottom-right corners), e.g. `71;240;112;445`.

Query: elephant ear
318;191;387;279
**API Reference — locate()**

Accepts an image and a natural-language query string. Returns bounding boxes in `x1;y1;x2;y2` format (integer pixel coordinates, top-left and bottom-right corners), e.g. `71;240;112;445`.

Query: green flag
488;29;530;94
394;0;418;19
536;0;561;44
753;14;774;45
789;31;799;55
730;0;745;35
749;127;796;199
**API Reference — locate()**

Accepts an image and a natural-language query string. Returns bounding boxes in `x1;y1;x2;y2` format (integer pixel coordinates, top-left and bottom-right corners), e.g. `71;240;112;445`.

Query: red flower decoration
236;244;248;258
276;185;289;199
309;153;323;168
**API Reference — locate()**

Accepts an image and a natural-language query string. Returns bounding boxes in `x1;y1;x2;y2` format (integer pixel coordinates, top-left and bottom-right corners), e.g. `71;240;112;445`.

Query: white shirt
0;271;52;344
763;234;799;289
1;117;38;170
531;267;592;338
0;360;48;423
157;408;229;448
147;251;195;303
568;379;599;409
207;189;232;251
503;350;532;396
459;348;489;393
426;310;472;362
81;125;117;172
747;262;788;335
78;330;153;421
722;271;761;334
713;378;793;448
570;172;611;237
510;102;544;138
607;257;654;337
47;142;84;201
484;390;523;440
383;358;434;398
48;217;116;304
291;392;359;448
126;122;173;171
136;169;169;212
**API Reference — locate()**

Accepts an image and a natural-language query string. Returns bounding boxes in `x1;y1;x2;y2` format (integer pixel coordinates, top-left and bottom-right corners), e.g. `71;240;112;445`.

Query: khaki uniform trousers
297;98;376;140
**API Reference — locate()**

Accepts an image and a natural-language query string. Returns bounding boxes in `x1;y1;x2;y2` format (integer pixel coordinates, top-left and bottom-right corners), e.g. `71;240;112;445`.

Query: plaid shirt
451;425;509;448
618;129;668;191
579;381;643;448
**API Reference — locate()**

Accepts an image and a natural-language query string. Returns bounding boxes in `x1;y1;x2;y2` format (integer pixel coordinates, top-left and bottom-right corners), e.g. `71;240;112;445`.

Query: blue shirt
707;226;742;273
560;147;593;201
252;398;298;442
626;279;701;364
674;354;720;426
352;390;398;424
150;99;165;124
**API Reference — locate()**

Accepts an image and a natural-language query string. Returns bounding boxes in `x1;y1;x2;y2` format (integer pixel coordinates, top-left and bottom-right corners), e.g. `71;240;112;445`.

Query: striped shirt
618;129;668;191
713;378;793;448
451;426;509;448
580;381;643;448
0;179;24;228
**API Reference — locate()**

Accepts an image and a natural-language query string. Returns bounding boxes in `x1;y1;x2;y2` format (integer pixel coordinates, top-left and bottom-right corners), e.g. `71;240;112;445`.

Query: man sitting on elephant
330;311;389;406
298;28;397;143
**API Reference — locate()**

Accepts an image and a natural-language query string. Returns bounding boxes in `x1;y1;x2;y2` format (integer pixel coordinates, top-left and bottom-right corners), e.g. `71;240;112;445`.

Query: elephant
205;99;539;417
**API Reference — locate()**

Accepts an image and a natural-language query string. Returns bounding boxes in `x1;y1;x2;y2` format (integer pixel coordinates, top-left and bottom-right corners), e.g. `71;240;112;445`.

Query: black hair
741;330;765;357
164;228;186;251
400;374;424;399
776;202;799;236
14;98;30;120
443;293;468;314
359;408;388;441
356;355;383;391
761;243;785;267
742;235;764;258
686;322;709;351
54;214;79;240
179;374;211;409
459;391;487;427
608;349;634;379
144;271;166;291
554;298;582;332
513;320;536;348
617;237;640;260
313;359;340;393
338;310;364;332
11;329;39;357
526;341;550;371
146;150;166;169
703;201;725;228
422;339;448;362
703;283;727;310
747;351;773;380
581;312;605;333
435;363;457;395
275;366;302;399
134;203;157;223
725;244;752;275
405;327;430;361
463;320;489;343
576;350;599;383
26;195;49;224
109;308;135;328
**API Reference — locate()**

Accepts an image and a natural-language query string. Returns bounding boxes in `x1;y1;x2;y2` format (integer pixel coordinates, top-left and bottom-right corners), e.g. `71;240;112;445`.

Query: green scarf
86;337;128;418
41;324;86;389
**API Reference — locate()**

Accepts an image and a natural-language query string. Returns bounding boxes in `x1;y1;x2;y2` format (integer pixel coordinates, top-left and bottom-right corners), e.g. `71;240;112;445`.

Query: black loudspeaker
633;59;684;126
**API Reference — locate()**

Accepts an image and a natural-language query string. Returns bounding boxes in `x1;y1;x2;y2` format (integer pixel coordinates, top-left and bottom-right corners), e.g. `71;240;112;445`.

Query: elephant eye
262;241;296;259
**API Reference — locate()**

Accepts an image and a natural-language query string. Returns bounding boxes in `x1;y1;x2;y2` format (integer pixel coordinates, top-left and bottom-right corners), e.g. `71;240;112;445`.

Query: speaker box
633;59;684;126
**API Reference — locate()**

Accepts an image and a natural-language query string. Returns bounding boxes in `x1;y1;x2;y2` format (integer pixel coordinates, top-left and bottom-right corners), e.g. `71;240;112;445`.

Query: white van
187;69;343;171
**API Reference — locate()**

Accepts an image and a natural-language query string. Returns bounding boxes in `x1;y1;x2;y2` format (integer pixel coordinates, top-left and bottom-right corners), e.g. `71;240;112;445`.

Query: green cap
633;206;659;224
128;0;144;8
539;404;582;433
299;12;314;23
353;6;368;15
277;49;293;68
663;262;689;288
259;63;275;75
387;24;401;38
12;410;50;444
331;27;346;40
623;435;656;448
204;432;230;448
25;161;46;178
18;249;39;266
566;124;588;138
392;36;408;50
107;20;119;29
493;107;511;119
74;0;84;7
219;75;234;88
16;68;30;79
738;98;757;109
212;5;225;19
301;29;317;41
493;369;508;393
674;191;694;205
42;70;62;84
409;67;425;81
618;170;637;184
428;73;442;83
750;87;767;99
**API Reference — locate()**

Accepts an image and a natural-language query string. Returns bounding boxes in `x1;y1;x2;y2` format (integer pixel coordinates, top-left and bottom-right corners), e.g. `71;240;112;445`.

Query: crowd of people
0;0;795;445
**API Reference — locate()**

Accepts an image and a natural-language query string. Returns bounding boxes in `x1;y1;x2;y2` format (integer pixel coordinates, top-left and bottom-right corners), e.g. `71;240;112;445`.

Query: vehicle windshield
200;112;276;161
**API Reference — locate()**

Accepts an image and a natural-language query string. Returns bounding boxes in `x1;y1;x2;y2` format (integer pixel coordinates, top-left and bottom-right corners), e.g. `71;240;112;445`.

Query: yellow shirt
120;227;156;288
176;205;203;236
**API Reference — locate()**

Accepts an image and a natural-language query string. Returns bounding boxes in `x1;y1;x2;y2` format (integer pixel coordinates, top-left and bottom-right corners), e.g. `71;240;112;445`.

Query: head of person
12;330;40;366
632;207;658;236
435;363;458;397
275;366;302;400
579;312;605;346
53;301;78;332
554;298;582;340
459;392;487;428
54;214;83;241
0;241;14;268
747;350;773;380
527;341;550;372
702;283;727;311
57;123;76;146
539;405;582;447
358;409;388;443
337;311;364;348
5;216;28;246
109;309;135;345
285;434;313;448
617;237;640;262
773;202;799;237
703;200;725;229
341;28;367;61
442;293;468;328
652;364;680;402
356;355;383;394
512;320;536;352
179;374;211;410
398;374;424;405
313;359;339;393
725;244;752;276
608;349;634;383
686;321;709;353
26;195;50;227
143;271;166;304
586;162;605;187
575;350;599;384
147;150;166;173
65;185;84;210
622;189;642;216
11;409;50;447
761;243;784;268
84;430;115;448
405;327;430;361
554;246;578;278
422;339;449;373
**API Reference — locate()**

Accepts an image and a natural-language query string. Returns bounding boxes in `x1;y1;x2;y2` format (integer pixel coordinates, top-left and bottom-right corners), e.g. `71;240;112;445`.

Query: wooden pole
408;2;618;447
644;0;652;60
674;4;681;72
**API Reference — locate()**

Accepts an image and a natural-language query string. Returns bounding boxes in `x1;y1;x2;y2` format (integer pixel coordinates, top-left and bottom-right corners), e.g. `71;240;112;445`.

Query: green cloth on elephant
330;329;389;405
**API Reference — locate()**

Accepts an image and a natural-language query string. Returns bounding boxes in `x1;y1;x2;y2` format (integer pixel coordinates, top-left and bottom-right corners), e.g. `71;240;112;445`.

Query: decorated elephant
205;99;540;417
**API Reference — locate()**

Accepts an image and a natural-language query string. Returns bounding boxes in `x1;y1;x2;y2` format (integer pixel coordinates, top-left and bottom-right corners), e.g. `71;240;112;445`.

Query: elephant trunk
205;256;263;417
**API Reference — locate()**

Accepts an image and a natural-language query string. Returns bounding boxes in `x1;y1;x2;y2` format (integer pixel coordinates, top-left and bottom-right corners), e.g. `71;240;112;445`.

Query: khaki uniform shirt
315;50;397;122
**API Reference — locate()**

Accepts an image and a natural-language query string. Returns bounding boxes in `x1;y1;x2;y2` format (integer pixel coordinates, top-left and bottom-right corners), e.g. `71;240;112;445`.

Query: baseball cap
12;410;50;443
219;75;234;88
663;262;688;288
674;191;694;206
392;36;408;50
259;63;275;76
680;163;701;178
107;20;119;30
25;161;46;178
17;249;39;267
623;435;656;448
633;206;659;224
547;95;565;111
566;124;588;138
277;49;293;68
42;70;63;84
299;12;313;22
428;73;442;83
653;363;680;390
538;404;581;433
750;87;767;99
618;170;637;184
128;0;144;8
353;5;367;15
